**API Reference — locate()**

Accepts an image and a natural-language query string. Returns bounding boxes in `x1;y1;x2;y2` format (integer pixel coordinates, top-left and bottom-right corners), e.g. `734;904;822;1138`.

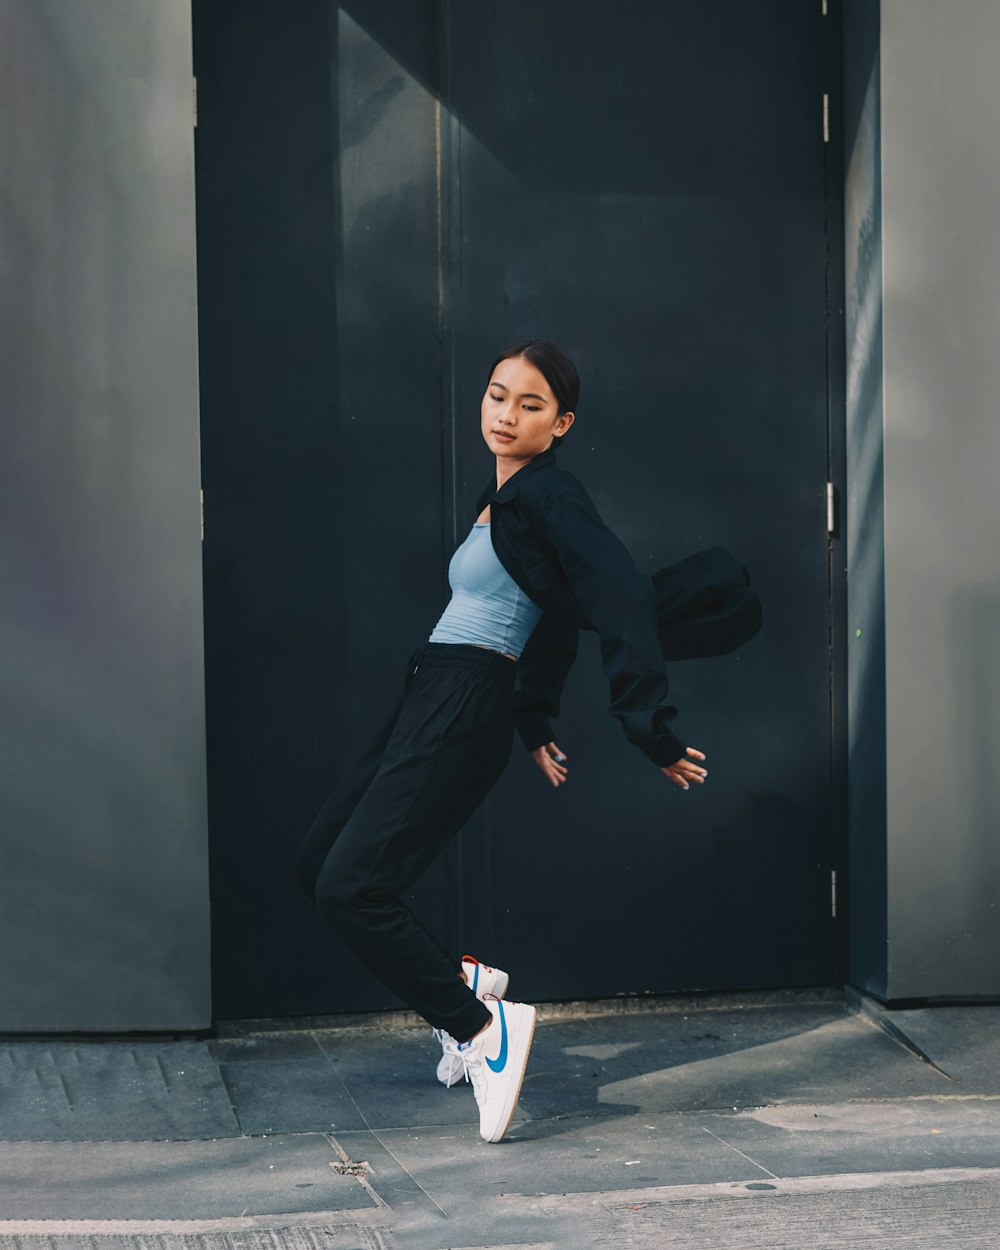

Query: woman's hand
660;747;707;790
531;741;569;787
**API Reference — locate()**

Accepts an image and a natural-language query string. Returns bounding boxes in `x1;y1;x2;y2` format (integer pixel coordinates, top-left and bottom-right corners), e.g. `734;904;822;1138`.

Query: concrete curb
216;985;846;1038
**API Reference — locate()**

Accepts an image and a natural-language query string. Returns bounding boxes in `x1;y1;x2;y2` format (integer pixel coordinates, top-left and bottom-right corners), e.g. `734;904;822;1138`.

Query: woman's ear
556;411;575;437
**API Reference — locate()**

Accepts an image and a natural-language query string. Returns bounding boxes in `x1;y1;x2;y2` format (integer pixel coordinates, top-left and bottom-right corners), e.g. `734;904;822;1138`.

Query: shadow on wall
342;0;825;197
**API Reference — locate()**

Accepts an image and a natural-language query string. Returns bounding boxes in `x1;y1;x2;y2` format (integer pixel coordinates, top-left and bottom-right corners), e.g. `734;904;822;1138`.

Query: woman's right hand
660;746;708;791
531;741;569;787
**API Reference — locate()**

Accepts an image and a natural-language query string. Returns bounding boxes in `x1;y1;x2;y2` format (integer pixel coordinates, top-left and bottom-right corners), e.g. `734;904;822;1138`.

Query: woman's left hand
659;747;708;791
531;741;569;787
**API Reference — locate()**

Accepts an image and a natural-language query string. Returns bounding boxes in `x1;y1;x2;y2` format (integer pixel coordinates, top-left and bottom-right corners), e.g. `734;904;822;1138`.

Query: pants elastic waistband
409;642;517;674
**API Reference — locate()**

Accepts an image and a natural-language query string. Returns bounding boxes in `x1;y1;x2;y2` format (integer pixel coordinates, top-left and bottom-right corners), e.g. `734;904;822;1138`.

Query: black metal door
443;2;836;999
196;0;838;1017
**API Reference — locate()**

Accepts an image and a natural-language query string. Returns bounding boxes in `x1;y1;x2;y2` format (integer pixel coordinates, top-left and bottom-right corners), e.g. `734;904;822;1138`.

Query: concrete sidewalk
1;989;999;1248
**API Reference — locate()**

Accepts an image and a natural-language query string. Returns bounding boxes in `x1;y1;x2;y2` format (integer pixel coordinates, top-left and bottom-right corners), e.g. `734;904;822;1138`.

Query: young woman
295;340;757;1145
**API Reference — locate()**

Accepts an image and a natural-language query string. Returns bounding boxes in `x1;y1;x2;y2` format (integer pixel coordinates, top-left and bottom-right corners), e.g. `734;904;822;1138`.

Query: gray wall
0;1;209;1029
845;0;1000;1000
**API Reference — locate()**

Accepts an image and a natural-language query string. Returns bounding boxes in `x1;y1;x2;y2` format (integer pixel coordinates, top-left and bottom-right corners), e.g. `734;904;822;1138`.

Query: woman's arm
514;611;579;754
538;487;688;769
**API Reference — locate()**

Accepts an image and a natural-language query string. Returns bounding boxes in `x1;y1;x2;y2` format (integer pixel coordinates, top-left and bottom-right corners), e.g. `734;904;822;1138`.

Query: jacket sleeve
514;611;580;753
539;488;687;768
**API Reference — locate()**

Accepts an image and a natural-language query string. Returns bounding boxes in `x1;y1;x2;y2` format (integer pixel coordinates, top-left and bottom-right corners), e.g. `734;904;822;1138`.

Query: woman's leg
293;683;406;905
313;645;516;1043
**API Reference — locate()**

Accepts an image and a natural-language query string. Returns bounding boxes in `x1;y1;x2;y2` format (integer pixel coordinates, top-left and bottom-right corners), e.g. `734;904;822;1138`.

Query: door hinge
831;869;837;918
826;482;835;534
193;76;198;128
822;93;829;143
200;488;204;541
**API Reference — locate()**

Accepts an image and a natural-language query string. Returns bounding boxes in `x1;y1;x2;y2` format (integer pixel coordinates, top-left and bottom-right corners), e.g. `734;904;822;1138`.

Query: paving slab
881;1005;1000;1089
0;1040;237;1141
580;1004;952;1111
315;1027;484;1131
696;1098;1000;1177
0;1135;372;1219
371;1109;769;1217
515;1018;654;1123
216;1057;367;1135
483;1167;1000;1250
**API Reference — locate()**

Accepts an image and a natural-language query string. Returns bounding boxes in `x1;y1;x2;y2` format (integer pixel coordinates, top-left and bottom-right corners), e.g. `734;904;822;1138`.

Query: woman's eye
489;393;503;402
524;405;541;412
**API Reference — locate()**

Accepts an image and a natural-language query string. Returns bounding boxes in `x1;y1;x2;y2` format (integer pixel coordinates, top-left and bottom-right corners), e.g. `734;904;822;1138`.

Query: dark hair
487;339;579;449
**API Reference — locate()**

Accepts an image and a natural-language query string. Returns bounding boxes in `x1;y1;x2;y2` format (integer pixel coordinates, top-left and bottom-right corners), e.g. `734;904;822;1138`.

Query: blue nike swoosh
471;962;479;993
485;1000;508;1073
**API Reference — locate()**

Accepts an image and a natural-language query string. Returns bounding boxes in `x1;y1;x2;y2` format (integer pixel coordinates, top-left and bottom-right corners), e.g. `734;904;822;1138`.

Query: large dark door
443;3;836;999
196;1;839;1017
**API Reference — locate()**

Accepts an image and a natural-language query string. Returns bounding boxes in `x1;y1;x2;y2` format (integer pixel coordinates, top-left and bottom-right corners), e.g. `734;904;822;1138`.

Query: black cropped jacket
475;447;683;768
474;446;761;770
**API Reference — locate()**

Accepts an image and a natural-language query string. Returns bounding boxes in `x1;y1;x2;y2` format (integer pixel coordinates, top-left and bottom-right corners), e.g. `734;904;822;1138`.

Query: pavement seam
213;1061;250;1136
324;1133;390;1211
310;1029;373;1130
364;1129;451;1221
312;1033;449;1219
691;1119;780;1181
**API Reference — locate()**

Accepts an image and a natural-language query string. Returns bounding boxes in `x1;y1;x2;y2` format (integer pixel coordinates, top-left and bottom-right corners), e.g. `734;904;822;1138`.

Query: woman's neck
495;451;540;491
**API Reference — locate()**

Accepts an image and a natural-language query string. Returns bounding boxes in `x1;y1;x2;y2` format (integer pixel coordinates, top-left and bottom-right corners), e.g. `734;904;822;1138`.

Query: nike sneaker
433;955;510;1088
455;996;536;1143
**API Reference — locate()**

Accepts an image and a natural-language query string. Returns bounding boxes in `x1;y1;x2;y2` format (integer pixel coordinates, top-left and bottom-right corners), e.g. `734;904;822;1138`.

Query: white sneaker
455;997;536;1143
433;955;510;1088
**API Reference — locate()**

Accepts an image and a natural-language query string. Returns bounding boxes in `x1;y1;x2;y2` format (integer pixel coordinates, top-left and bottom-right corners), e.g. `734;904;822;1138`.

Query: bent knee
293;844;322;904
314;871;374;931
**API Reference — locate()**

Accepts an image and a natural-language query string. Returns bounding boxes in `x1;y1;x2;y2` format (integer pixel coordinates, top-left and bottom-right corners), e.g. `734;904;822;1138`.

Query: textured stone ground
2;992;998;1249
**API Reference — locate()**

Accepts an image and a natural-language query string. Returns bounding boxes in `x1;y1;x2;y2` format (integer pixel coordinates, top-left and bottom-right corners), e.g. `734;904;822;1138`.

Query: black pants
294;642;516;1043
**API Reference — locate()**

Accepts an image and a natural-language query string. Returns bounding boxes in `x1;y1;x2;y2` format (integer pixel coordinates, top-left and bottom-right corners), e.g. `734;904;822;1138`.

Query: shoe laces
457;1039;486;1101
432;1027;464;1082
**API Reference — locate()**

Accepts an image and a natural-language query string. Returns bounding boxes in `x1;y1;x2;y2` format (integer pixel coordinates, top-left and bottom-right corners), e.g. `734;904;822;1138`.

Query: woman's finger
685;747;706;760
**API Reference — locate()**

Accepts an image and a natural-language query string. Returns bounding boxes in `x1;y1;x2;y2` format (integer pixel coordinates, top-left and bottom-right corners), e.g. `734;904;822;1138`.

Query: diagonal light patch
563;1042;645;1061
595;1017;921;1109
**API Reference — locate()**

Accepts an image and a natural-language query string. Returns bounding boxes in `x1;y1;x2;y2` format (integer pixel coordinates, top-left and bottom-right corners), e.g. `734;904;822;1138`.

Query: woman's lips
493;430;516;441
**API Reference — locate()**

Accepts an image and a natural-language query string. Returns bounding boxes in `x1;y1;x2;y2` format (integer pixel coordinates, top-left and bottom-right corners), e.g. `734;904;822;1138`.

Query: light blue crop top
428;523;543;658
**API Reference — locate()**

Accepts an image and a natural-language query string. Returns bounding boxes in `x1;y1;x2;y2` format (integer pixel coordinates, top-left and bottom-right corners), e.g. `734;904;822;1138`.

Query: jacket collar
475;446;559;514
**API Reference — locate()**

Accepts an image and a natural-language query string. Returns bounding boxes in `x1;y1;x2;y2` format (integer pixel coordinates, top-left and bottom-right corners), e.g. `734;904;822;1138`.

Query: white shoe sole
481;1002;536;1144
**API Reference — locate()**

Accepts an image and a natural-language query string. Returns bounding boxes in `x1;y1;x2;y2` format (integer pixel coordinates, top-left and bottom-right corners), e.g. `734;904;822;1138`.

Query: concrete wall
845;0;1000;1000
0;1;209;1029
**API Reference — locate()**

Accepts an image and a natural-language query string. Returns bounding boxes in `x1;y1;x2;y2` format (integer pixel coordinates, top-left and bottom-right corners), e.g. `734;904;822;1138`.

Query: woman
295;340;755;1145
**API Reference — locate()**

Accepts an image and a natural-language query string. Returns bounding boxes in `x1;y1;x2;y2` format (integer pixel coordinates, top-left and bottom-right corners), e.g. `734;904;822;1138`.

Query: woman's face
481;355;575;463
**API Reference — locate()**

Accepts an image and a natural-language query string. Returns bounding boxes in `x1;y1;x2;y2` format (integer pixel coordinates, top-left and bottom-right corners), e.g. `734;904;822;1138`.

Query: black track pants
294;642;516;1043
